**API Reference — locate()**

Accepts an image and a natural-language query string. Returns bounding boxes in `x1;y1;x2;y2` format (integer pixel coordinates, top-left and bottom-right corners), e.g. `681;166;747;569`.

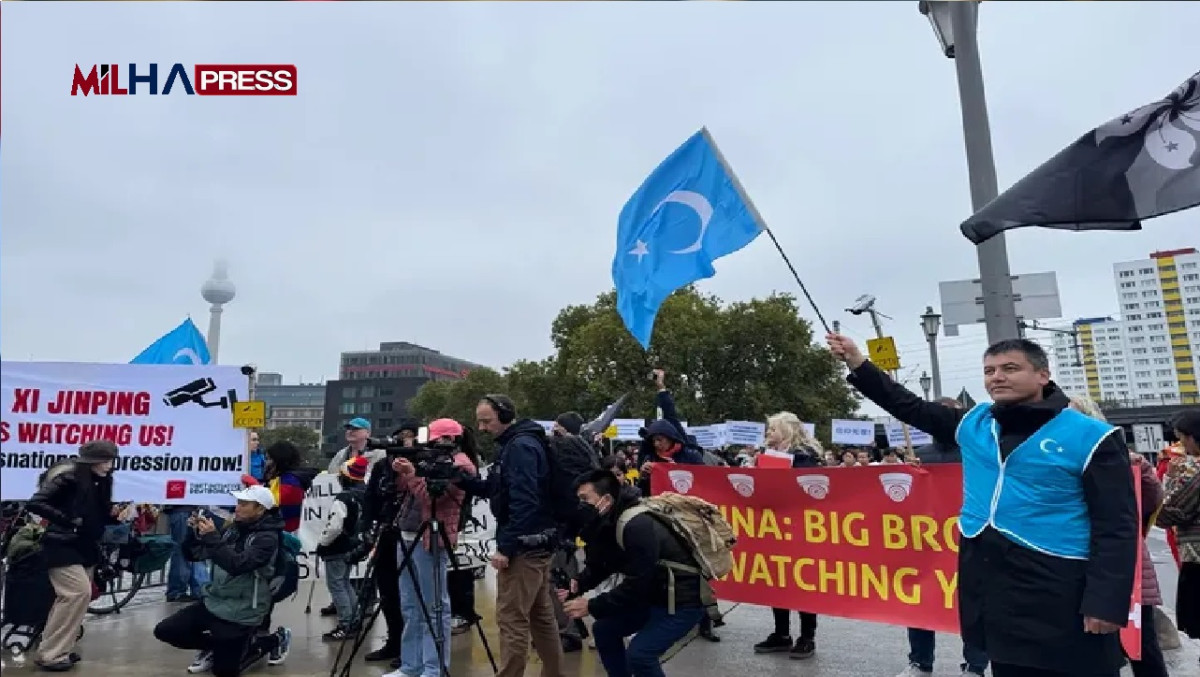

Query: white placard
831;419;877;445
802;422;817;438
686;425;721;449
534;420;555;435
297;473;495;581
885;423;933;447
724;420;766;447
611;418;645;441
0;361;247;504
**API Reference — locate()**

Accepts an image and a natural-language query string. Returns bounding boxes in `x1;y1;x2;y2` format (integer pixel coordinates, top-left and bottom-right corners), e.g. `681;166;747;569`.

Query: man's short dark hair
983;338;1050;372
577;468;621;499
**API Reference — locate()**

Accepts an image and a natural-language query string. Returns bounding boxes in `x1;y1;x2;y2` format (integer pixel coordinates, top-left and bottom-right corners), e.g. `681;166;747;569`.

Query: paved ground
2;530;1197;676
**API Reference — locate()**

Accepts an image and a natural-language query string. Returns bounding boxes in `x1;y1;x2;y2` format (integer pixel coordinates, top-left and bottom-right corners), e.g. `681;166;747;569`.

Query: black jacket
27;462;114;569
459;419;556;558
576;487;703;619
789;446;822;468
848;360;1136;674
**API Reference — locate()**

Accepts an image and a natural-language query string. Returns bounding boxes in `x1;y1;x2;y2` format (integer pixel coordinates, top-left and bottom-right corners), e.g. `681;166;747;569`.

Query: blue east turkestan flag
612;128;764;349
130;318;211;365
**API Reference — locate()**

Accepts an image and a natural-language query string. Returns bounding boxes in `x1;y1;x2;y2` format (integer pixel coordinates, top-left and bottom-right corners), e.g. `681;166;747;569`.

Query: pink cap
428;418;464;440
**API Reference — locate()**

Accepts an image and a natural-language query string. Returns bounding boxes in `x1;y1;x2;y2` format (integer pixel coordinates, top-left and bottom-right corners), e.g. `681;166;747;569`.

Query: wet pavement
2;532;1197;676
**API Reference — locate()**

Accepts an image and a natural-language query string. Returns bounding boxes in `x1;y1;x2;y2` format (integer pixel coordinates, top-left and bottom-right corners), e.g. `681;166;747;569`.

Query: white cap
230;485;276;510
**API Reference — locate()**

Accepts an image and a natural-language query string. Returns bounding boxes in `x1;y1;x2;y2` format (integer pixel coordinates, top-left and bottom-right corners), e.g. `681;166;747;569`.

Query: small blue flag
612;129;764;349
131;318;211;365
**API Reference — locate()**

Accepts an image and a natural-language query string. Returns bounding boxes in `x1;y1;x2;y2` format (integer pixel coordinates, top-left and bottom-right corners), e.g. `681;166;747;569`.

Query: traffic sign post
866;336;901;371
232;401;266;429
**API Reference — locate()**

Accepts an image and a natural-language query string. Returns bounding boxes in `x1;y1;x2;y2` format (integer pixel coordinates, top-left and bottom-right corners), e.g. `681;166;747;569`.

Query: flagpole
700;127;832;334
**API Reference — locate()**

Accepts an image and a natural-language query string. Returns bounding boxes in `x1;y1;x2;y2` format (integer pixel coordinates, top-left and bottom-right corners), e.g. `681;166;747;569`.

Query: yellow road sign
232;401;266;429
866;336;901;371
604;425;618;439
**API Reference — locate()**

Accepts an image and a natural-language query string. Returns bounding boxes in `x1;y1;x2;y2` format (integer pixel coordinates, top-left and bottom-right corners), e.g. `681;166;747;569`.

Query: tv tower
200;259;236;363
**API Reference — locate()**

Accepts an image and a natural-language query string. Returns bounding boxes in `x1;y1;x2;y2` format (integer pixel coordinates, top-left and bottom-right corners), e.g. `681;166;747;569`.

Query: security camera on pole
845;295;914;455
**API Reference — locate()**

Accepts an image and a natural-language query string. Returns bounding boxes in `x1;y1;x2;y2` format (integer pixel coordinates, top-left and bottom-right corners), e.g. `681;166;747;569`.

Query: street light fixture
919;371;933;400
920;305;944;399
917;0;956;58
916;0;1020;344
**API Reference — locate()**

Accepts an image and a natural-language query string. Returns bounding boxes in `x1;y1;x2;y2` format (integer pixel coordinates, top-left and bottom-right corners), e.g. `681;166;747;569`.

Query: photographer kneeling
154;486;291;677
560;470;705;677
384;418;478;677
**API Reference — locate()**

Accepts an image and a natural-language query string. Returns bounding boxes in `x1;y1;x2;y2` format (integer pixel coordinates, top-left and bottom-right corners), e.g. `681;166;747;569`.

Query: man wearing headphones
469;394;564;677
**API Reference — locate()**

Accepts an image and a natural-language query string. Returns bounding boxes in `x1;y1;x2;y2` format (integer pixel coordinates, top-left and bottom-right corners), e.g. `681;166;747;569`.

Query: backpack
514;432;598;538
544;435;601;536
269;531;302;603
615;492;736;617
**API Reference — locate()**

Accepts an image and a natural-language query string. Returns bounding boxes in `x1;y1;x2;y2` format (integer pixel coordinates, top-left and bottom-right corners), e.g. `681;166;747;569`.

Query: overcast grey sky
2;1;1198;418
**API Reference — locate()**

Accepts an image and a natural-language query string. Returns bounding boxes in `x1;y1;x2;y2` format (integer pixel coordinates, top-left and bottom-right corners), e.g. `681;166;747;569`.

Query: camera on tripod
367;439;465;483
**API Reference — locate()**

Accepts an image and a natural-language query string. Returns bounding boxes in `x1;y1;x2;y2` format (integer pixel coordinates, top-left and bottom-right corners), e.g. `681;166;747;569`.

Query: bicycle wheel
87;571;145;615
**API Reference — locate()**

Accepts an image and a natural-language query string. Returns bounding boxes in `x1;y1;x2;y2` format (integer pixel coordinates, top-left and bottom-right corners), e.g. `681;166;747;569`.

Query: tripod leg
304;577;318;614
437;528;498;674
398;520;454;677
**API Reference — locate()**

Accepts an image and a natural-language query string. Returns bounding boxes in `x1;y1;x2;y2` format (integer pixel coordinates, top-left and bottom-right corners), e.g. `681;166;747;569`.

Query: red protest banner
650;463;1145;640
651;464;963;632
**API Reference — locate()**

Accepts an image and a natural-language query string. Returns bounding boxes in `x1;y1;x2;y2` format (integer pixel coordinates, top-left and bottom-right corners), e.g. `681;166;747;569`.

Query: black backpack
515;432;599;538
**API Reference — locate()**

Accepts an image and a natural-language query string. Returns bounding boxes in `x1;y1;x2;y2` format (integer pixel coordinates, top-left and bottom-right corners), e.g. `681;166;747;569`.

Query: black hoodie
576;486;704;619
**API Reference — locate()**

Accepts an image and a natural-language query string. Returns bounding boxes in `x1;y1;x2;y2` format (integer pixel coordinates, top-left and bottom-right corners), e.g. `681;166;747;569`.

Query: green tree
258;425;322;466
407;368;507;424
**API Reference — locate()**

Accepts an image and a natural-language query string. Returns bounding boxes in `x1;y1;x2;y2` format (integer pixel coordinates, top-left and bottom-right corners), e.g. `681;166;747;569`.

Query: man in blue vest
826;334;1137;677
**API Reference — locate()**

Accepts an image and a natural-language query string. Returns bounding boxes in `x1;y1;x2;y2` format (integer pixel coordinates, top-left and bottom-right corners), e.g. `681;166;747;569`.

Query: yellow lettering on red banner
726;552;929;605
802;509;869;547
935;569;957;609
718;506;786;541
880;514;960;553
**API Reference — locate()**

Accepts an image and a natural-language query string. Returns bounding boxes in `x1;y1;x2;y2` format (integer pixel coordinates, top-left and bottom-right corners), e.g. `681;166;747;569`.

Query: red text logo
71;64;297;97
166;480;187;500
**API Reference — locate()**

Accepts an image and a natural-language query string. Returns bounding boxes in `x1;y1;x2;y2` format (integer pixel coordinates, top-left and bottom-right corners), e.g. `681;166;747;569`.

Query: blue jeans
907;627;988;674
323;556;357;628
592;606;705;677
167;510;209;599
397;538;451;677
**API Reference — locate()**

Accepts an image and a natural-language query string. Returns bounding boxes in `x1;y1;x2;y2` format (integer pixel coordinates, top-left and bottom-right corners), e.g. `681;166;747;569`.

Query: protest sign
885;422;933;447
297;473;494;581
724;421;766;447
831;419;876;445
0;361;247;504
610;418;645;441
651;465;1144;637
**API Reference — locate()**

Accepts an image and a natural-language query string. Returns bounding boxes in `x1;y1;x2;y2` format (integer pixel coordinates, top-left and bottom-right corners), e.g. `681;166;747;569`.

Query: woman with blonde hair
752;412;821;660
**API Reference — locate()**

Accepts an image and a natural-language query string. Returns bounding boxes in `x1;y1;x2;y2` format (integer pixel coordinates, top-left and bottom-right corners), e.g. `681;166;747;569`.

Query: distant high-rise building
1052;248;1200;407
321;342;482;451
255;372;326;432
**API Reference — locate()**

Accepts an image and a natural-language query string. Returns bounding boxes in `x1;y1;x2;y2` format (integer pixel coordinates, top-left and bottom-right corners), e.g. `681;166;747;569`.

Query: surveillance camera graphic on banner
0;361;249;504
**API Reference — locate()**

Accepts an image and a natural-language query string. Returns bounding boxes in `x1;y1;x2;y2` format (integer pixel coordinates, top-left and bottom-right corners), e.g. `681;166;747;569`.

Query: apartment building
1053;248;1200;406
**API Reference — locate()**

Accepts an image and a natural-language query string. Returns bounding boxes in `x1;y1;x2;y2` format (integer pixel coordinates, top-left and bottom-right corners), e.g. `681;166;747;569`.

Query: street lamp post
918;0;1020;344
919;371;933;401
920;305;943;399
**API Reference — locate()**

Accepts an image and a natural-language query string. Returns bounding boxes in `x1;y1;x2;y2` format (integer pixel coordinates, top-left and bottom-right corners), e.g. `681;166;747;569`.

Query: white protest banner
297;473;494;581
687;425;720;449
802;422;817;438
724;421;766;447
534;421;555;435
885;422;933;447
831;419;877;445
611;418;645;441
0;362;247;504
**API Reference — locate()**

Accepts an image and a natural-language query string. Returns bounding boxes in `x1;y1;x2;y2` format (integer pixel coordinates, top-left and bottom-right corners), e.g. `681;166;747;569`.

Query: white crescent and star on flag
628;189;714;263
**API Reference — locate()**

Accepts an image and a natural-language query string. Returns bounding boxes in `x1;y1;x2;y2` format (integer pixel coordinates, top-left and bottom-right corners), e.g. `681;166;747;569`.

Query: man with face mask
827;334;1136;677
559;469;706;677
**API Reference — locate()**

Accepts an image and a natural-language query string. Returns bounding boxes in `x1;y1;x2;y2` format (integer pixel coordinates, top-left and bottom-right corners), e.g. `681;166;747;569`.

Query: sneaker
451;616;471;636
266;627;291;666
789;637;815;660
381;670;419;677
896;666;932;677
187;651;214;674
34;658;74;672
320;603;338;617
753;633;792;654
364;644;400;662
322;626;352;641
698;625;721;642
561;635;583;653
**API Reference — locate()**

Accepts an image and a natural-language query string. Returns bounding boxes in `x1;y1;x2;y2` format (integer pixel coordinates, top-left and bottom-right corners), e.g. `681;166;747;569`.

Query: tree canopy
258;425;323;465
407;287;858;442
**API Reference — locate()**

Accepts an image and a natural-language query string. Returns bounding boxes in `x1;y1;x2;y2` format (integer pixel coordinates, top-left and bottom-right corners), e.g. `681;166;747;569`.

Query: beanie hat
342;456;370;482
78;440;119;464
555;412;585;436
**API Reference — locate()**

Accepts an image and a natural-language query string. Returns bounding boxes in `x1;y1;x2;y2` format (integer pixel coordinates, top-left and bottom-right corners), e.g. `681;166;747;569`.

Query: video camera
366;439;465;483
516;527;562;551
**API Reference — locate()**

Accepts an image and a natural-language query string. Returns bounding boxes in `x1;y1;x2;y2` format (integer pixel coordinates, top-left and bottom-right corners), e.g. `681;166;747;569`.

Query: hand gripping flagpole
700;128;832;335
